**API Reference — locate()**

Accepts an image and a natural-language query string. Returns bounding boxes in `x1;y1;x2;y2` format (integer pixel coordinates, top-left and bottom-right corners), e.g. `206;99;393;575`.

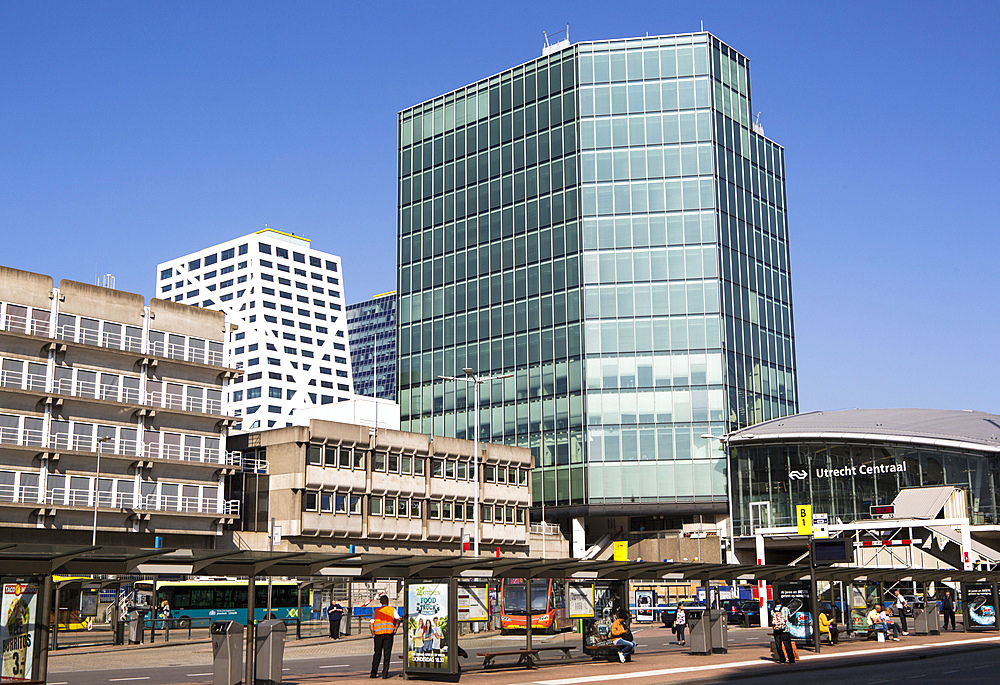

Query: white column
572;517;586;558
756;533;769;628
961;520;973;571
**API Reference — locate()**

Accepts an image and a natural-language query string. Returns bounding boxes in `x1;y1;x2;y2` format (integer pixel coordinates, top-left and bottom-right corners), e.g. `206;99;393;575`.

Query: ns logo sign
788;470;808;480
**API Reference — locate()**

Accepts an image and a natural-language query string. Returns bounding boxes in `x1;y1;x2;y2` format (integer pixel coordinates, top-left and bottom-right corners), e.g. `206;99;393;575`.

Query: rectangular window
370;495;382;516
259;243;272;254
304;491;318;511
308;444;322;465
276;247;289;259
293;252;305;263
222;247;235;260
204;254;218;266
321;493;333;512
188;258;201;270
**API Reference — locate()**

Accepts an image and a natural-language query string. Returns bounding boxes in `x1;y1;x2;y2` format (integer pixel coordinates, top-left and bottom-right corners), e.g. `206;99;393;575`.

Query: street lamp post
93;435;113;545
439;368;512;557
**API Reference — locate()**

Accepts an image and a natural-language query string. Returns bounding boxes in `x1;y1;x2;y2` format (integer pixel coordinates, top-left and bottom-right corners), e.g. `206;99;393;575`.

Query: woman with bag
674;606;687;646
771;605;795;664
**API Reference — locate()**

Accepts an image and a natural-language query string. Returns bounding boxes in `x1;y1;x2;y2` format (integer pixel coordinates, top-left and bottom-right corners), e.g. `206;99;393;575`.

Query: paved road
730;644;1000;684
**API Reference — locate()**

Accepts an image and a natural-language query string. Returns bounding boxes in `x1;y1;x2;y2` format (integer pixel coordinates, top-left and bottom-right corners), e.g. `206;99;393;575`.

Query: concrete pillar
756;534;769;628
961;521;973;571
572;517;586;558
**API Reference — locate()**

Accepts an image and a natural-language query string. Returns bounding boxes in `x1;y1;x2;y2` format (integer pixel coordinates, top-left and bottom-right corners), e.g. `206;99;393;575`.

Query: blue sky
2;1;998;414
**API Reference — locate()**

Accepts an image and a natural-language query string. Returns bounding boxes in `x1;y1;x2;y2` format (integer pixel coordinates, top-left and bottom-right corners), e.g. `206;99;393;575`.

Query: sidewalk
47;625;1000;684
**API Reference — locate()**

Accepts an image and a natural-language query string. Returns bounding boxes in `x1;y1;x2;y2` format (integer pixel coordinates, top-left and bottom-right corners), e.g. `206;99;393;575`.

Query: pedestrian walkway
46;625;1000;685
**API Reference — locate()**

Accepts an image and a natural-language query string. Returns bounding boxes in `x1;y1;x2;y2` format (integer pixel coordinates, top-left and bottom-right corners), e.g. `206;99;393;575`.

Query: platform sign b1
796;504;812;536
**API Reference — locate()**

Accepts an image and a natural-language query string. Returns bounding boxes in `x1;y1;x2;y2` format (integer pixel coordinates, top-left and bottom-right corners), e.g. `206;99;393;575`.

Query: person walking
941;590;957;631
771;605;795;663
369;595;400;679
329;601;344;639
893;590;909;635
674;606;687;646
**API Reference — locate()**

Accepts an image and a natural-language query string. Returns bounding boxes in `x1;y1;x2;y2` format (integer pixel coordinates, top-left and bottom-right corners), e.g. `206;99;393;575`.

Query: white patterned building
156;229;354;431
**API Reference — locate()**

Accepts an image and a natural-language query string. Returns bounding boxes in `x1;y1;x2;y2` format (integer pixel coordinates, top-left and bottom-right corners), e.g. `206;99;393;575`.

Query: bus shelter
2;545;1000;682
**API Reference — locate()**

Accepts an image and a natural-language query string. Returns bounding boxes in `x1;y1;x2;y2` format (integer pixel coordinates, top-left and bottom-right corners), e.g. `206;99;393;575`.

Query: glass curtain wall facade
397;33;797;515
346;292;398;400
732;442;1000;534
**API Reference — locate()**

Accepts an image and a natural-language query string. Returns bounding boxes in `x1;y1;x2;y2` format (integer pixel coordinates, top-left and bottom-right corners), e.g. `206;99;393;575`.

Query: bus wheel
177;618;190;630
500;628;509;636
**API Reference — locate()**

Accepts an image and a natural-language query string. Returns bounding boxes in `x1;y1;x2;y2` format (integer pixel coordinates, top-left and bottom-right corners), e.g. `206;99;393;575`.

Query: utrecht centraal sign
812;462;907;478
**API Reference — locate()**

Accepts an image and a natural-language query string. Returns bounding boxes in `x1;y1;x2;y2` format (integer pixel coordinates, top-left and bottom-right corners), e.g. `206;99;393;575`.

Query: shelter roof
0;545;996;584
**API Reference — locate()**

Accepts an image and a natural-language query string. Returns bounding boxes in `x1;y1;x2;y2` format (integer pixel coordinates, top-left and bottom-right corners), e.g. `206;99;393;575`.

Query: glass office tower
346;291;398;400
397;33;797;533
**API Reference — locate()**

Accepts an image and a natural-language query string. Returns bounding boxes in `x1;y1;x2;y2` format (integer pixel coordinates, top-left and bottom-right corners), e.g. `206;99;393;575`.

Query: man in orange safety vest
369;594;401;679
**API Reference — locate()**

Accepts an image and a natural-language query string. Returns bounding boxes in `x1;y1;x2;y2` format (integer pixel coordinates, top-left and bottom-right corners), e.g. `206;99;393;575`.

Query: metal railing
4;313;50;337
79;328;99;346
76;379;98;398
187;349;206;365
225;451;242;468
125;336;143;353
225;500;240;516
148;340;165;357
54;377;73;394
165;342;185;360
123;387;140;404
0;426;43;447
72;435;95;452
184;397;203;413
0;427;18;445
45;487;66;505
0;484;39;504
208;350;224;366
23;428;43;447
100;384;119;401
26;373;46;391
205;399;222;414
56;324;76;342
102;331;122;349
163;392;183;410
0;369;23;388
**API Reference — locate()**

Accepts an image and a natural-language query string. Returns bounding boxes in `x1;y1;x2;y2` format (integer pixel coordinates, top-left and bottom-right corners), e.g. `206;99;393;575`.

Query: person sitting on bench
867;604;887;638
879;606;901;641
818;606;839;644
610;610;636;663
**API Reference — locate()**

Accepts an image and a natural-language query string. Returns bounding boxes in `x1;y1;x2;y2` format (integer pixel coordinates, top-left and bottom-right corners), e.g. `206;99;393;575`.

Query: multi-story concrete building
396;33;798;551
226;419;532;554
346;291;397;400
0;266;238;547
156;229;354;431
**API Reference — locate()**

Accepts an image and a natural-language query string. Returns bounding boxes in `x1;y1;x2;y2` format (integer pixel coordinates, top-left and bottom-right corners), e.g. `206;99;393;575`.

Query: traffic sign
796;504;812;536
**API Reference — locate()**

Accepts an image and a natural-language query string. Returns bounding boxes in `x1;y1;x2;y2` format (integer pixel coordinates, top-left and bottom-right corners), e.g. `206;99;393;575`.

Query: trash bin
686;608;710;654
255;619;287;685
708;609;728;653
913;601;940;635
128;608;148;644
211;620;244;685
114;616;126;645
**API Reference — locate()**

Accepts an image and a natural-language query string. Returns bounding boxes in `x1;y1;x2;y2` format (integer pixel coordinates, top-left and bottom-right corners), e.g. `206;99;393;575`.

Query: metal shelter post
345;580;352;636
296;582;302;640
246;574;256;685
810;542;821;654
702;578;713;654
524;577;532;653
52;581;60;651
37;573;53;682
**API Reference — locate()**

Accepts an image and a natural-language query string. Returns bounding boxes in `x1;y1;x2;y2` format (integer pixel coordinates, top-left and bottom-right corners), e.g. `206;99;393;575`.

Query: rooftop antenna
701;20;704;31
97;274;116;289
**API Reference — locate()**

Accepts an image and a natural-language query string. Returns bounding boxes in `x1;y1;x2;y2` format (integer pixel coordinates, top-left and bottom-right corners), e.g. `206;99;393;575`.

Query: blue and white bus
147;580;308;626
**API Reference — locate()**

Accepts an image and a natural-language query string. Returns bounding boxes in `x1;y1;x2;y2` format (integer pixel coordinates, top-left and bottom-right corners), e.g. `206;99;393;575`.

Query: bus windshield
503;581;549;614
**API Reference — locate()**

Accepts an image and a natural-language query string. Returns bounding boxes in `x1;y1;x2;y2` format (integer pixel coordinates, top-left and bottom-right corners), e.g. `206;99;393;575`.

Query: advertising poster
457;582;488;621
963;583;998;631
1;581;38;680
406;582;450;672
773;581;813;641
582;580;626;655
634;590;654;622
568;583;595;619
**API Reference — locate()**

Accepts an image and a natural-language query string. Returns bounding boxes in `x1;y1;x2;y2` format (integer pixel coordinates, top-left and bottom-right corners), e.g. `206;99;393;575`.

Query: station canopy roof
0;544;997;585
727;408;1000;453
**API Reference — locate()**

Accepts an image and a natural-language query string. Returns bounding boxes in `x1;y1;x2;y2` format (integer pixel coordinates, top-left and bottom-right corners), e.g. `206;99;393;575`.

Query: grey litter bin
686;608;710;654
128;608;147;644
708;609;728;653
211;620;244;685
255;619;287;685
913;601;940;635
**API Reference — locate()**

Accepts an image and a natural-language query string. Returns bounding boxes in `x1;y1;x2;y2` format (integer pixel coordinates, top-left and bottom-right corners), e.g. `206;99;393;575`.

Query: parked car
723;599;760;627
661;601;704;628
